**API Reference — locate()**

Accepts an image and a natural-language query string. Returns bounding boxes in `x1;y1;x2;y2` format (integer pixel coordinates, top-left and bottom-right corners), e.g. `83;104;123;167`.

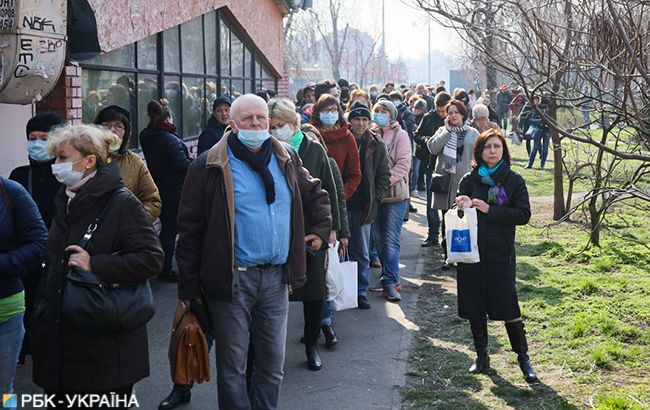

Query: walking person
368;100;411;302
30;125;164;406
139;100;192;282
176;94;331;410
0;177;47;399
93;105;161;221
427;99;480;269
497;85;513;130
521;96;550;169
455;129;538;383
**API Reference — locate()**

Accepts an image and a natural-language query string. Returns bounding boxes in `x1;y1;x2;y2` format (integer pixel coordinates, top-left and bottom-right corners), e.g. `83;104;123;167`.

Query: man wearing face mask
176;94;331;410
197;96;231;155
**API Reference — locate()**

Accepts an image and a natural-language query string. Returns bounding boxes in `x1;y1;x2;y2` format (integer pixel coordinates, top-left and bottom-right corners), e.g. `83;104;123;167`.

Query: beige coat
112;151;161;221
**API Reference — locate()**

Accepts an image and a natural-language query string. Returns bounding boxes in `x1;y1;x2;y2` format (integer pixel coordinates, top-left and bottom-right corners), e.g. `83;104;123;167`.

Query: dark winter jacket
176;132;332;301
197;116;228;156
10;159;62;228
348;129;391;225
414;110;445;165
497;91;513;114
329;159;350;239
0;178;47;300
518;102;548;135
30;162;164;392
396;103;416;142
139;127;191;214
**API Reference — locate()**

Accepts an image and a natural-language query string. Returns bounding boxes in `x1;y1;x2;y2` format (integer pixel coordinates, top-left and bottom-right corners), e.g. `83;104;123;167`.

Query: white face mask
270;124;294;141
51;159;86;186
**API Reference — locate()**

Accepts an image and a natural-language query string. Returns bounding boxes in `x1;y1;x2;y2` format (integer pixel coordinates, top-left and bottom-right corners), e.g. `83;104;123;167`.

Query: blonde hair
267;97;300;128
47;124;120;167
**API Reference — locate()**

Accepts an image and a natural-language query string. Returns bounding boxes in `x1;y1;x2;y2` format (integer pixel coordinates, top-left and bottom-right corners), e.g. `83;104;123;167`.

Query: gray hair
472;103;490;119
46;124;119;167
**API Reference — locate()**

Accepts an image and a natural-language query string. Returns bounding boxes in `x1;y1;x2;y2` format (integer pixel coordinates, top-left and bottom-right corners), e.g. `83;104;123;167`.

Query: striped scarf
441;124;468;174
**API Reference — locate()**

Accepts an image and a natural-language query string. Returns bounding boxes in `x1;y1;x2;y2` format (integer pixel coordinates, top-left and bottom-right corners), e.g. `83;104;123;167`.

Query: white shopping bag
445;208;480;264
511;132;521;145
331;253;358;311
325;242;344;301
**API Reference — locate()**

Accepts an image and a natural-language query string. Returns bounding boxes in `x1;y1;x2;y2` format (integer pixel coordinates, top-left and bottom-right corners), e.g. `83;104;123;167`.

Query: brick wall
278;67;291;98
35;62;83;124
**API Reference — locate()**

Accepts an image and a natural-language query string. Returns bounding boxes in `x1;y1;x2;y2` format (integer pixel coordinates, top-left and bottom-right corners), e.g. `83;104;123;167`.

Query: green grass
403;201;650;409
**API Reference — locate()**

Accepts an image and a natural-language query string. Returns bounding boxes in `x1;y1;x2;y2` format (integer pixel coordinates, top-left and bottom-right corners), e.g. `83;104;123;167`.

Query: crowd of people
1;77;541;409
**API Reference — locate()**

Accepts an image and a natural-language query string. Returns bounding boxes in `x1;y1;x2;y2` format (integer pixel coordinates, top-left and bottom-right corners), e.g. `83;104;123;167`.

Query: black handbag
61;188;155;333
429;172;451;194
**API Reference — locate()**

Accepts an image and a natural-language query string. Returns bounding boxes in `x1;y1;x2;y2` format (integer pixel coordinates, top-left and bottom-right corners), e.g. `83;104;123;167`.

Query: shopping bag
511;132;521;145
331;253;358;311
444;208;480;264
325;242;345;301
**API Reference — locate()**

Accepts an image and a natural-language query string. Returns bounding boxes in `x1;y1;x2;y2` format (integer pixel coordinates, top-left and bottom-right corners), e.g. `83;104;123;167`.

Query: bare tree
309;0;350;80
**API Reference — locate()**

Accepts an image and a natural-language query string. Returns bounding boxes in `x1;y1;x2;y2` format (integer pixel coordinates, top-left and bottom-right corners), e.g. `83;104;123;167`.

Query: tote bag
331;252;358;311
444;208;480;264
325;242;345;301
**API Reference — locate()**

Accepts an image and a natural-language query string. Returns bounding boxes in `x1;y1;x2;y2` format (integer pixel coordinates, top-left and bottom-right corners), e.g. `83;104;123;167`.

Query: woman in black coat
30;125;164;402
139;99;191;281
454;129;538;383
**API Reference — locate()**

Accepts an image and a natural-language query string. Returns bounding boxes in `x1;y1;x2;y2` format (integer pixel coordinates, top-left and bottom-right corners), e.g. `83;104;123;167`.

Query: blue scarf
478;160;507;204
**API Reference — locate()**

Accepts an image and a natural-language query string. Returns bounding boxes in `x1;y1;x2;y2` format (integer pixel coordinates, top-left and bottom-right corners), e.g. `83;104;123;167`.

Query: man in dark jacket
497;85;513;130
176;94;331;410
197;96;231;155
413;92;451;247
346;102;391;309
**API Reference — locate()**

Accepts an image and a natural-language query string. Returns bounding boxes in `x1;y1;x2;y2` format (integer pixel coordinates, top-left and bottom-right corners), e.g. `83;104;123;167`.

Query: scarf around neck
478;160;508;205
150;121;177;134
227;133;276;204
441;124;468;174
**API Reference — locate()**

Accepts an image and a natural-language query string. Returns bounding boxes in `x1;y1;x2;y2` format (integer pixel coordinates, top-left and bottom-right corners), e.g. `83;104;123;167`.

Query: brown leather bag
168;302;211;384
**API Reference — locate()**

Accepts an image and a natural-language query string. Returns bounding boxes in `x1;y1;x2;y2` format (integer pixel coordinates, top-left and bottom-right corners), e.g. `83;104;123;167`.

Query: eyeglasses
101;122;126;131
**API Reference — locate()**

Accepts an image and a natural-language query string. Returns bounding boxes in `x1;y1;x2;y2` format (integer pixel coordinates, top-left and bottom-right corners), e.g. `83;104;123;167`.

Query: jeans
369;236;379;262
320;300;332;327
424;168;441;240
206;265;288;410
410;157;421;192
348;209;372;296
499;112;509;130
371;200;408;287
0;312;25;397
527;129;550;168
159;209;179;273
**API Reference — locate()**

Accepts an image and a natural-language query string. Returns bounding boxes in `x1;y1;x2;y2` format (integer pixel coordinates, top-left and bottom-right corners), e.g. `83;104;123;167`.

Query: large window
81;10;277;147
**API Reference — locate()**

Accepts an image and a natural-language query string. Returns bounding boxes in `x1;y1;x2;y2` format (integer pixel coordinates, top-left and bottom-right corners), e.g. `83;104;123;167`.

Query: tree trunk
588;194;601;247
547;100;567;220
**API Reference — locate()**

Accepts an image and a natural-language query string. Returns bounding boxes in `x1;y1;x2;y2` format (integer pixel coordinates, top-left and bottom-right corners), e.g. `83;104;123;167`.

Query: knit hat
348;101;371;121
212;96;232;111
373;100;398;122
26;112;66;138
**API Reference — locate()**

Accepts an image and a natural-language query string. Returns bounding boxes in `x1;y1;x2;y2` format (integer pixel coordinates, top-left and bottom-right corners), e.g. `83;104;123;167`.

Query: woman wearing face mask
139;100;192;282
30;124;164;405
368;100;411;302
427;99;480;268
93;105;161;222
310;95;361;201
268;97;345;370
368;85;380;105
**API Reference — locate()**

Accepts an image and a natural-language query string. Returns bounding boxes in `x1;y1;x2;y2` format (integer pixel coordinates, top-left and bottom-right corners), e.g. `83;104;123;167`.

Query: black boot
321;325;338;348
158;384;192;410
305;344;322;370
505;320;539;383
469;317;490;373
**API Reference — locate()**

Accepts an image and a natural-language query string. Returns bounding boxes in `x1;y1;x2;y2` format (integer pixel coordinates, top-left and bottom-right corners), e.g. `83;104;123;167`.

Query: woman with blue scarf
454;129;538;383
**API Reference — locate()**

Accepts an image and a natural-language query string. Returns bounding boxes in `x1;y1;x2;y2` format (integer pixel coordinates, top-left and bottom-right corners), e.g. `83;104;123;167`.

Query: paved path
14;196;431;410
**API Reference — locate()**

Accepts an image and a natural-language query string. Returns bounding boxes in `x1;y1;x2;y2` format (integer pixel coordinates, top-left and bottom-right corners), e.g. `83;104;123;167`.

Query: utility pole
428;18;431;84
381;0;386;56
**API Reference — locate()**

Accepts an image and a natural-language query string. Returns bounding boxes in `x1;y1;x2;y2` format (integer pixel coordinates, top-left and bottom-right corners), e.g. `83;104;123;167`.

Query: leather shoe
357;295;371;309
305;344;322;370
159;384;191;410
321;325;338;348
409;202;417;213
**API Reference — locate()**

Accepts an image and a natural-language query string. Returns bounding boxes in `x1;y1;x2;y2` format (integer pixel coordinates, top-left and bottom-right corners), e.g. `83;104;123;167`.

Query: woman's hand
471;198;490;214
338;237;349;258
305;234;323;252
455;195;472;210
65;245;91;271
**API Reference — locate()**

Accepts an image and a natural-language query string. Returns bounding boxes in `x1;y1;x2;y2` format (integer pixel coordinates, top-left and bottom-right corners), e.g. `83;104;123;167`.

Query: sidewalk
13;196;431;410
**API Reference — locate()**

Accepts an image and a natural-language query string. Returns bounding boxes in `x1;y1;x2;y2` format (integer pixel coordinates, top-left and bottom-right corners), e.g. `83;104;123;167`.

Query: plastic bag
326;242;344;301
331;252;358;311
445;208;480;264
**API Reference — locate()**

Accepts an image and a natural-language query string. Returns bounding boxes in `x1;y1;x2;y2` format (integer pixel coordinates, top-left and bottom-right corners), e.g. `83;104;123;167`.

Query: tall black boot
505;320;539;383
469;317;490;373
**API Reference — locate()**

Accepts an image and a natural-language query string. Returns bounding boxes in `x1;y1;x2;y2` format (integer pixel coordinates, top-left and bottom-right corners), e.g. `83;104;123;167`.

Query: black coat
455;165;531;321
30;163;164;392
413;110;445;165
10;159;62;229
197;116;228;156
139;127;191;215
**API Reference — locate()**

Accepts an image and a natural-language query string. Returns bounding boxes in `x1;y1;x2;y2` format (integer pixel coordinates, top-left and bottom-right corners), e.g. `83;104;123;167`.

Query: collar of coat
206;130;291;169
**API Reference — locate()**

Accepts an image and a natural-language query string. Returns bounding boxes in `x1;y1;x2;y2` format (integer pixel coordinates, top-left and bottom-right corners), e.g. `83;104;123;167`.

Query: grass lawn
403;187;649;408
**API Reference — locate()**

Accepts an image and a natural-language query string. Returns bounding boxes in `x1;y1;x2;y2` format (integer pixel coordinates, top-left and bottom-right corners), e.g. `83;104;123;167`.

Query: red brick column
277;67;291;99
36;62;83;124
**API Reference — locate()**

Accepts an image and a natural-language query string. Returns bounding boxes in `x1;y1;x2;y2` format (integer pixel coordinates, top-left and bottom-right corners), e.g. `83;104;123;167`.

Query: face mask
51;159;86;186
237;128;270;148
270;124;294;141
373;112;389;127
27;140;54;163
370;92;378;98
320;111;339;126
392;99;402;107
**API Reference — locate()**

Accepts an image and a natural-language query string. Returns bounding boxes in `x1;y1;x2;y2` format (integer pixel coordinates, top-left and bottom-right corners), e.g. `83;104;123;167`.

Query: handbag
61;188;155;333
383;130;409;204
444;208;480;264
168;301;211;385
429;172;451;194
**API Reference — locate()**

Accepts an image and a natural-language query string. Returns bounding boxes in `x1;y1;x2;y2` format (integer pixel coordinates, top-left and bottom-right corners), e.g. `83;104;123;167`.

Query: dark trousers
159;210;178;273
424;167;441;240
46;385;134;409
303;300;323;345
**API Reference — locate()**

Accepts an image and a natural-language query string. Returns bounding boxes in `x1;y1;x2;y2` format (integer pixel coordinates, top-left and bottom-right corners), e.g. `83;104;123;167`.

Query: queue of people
1;78;540;410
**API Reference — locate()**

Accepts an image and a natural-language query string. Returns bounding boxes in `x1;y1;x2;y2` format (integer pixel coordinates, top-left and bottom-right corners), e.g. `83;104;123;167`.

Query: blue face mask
51;159;86;186
319;111;339;126
237;128;271;149
27;140;54;163
373;112;389;127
